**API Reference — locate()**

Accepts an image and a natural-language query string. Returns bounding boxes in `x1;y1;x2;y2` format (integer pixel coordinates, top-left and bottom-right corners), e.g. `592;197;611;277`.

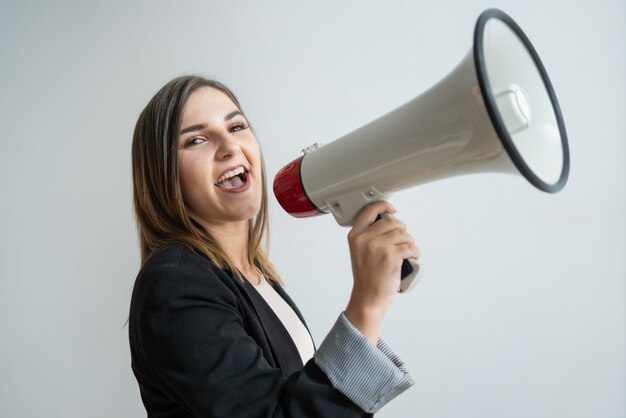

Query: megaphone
273;9;570;292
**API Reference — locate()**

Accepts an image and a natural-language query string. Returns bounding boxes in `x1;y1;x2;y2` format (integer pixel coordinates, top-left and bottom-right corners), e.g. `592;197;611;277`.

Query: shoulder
141;243;217;274
131;244;238;309
141;243;228;281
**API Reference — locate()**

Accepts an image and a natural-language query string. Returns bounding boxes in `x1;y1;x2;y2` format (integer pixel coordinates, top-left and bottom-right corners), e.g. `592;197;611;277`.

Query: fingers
370;232;421;262
349;202;420;266
351;200;396;233
367;217;409;239
397;242;421;262
346;202;421;317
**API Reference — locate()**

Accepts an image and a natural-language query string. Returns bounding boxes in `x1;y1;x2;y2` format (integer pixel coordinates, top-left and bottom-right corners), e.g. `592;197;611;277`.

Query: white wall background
1;1;624;417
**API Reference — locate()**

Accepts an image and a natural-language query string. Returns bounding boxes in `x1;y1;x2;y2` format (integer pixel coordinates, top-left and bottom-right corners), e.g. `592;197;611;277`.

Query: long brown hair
131;75;280;283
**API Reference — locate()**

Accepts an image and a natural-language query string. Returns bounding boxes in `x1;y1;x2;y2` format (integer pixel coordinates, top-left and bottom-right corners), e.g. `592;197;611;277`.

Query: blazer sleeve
131;259;366;418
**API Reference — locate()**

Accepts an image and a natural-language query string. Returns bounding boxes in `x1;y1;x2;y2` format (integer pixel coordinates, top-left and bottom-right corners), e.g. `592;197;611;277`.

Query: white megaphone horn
273;9;570;293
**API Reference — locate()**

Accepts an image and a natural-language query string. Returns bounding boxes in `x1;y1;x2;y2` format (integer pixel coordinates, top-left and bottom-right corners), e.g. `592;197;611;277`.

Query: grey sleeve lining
313;312;415;413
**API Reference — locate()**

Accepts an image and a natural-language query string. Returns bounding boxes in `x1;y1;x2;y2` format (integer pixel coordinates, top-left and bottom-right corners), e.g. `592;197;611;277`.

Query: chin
230;204;262;222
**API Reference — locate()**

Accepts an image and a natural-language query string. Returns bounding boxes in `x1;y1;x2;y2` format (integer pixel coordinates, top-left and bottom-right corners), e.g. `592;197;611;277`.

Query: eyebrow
179;110;245;135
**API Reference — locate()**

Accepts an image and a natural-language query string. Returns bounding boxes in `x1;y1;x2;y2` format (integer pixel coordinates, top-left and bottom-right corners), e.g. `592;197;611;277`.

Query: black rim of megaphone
473;9;570;193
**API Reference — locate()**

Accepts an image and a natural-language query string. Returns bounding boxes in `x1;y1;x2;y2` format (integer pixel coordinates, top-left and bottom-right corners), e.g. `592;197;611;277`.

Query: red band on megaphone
273;156;324;218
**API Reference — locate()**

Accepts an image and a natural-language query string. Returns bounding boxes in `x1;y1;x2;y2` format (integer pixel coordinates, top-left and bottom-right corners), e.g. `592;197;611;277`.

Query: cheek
178;169;193;207
178;157;211;205
245;141;262;171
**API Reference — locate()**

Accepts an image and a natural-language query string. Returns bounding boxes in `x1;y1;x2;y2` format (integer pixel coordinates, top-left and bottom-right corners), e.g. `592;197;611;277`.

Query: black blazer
129;244;368;417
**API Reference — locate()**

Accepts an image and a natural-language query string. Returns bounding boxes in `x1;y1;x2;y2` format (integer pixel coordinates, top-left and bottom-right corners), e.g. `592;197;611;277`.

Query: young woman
129;75;420;417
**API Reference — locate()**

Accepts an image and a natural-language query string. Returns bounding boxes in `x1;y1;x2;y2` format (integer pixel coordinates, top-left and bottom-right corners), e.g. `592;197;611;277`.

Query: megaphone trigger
399;259;422;293
376;213;423;294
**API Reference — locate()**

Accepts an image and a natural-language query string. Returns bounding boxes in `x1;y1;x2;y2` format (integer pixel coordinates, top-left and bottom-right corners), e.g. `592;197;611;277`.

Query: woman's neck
197;218;260;284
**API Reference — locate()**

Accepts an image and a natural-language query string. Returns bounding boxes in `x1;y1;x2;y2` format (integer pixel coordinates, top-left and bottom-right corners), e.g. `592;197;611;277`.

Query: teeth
216;166;245;184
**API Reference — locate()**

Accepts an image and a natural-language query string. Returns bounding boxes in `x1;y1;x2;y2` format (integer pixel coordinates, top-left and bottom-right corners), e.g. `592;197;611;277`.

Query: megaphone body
273;9;570;291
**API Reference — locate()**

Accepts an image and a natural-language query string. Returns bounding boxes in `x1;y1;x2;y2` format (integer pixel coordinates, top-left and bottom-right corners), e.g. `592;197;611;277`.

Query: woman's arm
312;201;418;412
345;201;420;344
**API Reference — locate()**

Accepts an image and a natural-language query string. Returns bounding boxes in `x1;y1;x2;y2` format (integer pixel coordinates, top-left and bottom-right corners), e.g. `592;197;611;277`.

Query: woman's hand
344;201;420;344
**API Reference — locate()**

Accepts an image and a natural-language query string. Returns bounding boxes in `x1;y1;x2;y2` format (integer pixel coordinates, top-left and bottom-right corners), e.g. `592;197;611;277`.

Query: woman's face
177;86;262;228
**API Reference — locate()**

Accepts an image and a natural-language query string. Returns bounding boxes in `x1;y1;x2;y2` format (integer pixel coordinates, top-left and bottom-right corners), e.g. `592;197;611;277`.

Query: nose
215;134;241;160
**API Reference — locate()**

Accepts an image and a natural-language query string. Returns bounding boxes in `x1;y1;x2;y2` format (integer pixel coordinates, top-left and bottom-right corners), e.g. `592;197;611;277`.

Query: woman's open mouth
214;166;250;192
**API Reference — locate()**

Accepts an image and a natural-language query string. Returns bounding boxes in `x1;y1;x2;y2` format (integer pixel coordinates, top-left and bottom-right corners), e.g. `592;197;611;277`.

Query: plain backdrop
1;1;624;417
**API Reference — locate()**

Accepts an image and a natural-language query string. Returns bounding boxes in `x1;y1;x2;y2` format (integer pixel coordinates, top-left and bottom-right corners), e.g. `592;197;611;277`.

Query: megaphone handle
376;213;423;293
399;258;422;293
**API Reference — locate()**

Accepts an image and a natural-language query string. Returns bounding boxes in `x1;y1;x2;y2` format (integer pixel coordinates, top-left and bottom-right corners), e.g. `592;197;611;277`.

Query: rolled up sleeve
314;312;414;413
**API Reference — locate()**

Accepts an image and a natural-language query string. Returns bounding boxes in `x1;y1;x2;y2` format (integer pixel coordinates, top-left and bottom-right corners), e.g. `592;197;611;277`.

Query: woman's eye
185;137;205;148
229;123;248;133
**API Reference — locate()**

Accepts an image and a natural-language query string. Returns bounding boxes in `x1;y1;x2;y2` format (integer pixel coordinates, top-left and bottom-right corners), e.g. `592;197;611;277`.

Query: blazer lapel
272;283;316;350
234;273;305;377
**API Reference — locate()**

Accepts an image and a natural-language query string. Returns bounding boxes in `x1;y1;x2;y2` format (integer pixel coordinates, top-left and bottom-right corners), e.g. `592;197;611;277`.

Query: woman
129;75;420;417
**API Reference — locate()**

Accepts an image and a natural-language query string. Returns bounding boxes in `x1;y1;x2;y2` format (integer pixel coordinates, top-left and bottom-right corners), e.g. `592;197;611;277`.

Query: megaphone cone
273;9;570;292
274;8;569;227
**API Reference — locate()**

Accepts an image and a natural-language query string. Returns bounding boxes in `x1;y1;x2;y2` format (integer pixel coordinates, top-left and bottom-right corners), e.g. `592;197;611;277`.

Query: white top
254;278;315;364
